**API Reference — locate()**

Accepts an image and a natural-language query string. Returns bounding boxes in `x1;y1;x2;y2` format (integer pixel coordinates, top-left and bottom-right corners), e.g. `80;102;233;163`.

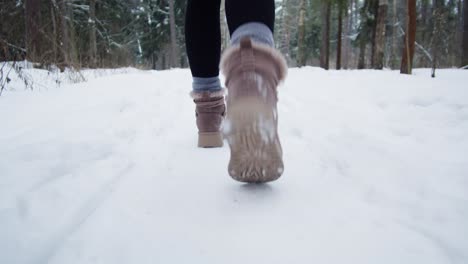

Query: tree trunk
281;0;292;63
59;0;70;69
89;0;98;68
462;0;468;66
343;0;352;69
400;0;416;74
297;0;307;66
431;0;445;77
152;52;157;70
373;0;388;69
419;0;430;67
370;0;378;66
336;2;343;69
168;0;179;68
24;0;41;63
357;0;369;69
50;3;58;64
50;0;65;70
358;38;366;69
390;0;399;69
65;0;78;67
456;0;463;66
320;1;331;70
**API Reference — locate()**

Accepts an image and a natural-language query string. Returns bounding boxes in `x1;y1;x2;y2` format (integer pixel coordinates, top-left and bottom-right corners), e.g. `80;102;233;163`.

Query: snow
1;67;468;263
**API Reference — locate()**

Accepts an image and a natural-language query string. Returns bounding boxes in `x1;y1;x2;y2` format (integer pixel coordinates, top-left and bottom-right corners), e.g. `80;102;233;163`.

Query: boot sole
198;132;223;148
224;97;283;183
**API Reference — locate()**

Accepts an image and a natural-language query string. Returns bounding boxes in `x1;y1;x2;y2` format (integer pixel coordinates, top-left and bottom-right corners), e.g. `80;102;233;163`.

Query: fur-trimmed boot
220;37;288;183
191;89;226;148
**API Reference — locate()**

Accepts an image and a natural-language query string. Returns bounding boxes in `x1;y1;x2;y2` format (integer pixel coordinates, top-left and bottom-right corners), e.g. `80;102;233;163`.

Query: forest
1;0;467;73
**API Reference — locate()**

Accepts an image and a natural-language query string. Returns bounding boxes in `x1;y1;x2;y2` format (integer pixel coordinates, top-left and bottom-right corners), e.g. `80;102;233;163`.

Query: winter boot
191;89;226;148
220;37;287;183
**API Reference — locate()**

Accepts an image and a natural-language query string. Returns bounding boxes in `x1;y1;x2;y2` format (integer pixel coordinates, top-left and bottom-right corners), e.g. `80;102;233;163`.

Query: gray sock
192;76;222;92
192;23;272;92
230;22;274;47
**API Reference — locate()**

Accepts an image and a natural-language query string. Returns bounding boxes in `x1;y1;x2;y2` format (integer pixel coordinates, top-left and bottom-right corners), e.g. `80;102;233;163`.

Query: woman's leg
185;0;222;92
221;0;288;182
225;0;275;47
186;0;225;148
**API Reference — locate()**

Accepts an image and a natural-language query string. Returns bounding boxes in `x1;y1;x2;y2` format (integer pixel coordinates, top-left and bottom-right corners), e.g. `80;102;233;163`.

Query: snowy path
1;68;467;263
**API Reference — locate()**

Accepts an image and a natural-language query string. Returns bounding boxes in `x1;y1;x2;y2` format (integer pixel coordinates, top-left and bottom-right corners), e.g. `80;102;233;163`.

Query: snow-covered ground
1;67;467;264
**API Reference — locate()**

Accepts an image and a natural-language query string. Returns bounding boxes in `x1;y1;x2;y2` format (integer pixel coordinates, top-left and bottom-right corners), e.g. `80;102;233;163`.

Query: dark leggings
185;0;275;78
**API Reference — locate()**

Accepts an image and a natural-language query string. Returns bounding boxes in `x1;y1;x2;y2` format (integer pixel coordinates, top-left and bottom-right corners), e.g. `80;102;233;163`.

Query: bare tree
47;0;66;70
24;0;42;63
400;0;416;74
67;0;79;67
50;2;58;63
57;0;70;70
357;0;369;69
455;0;463;66
373;0;388;69
280;0;292;64
342;0;353;69
89;0;98;68
419;0;430;67
431;0;445;77
320;0;331;69
336;1;344;69
297;0;307;66
168;0;179;68
462;0;468;67
389;0;399;69
370;0;378;66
